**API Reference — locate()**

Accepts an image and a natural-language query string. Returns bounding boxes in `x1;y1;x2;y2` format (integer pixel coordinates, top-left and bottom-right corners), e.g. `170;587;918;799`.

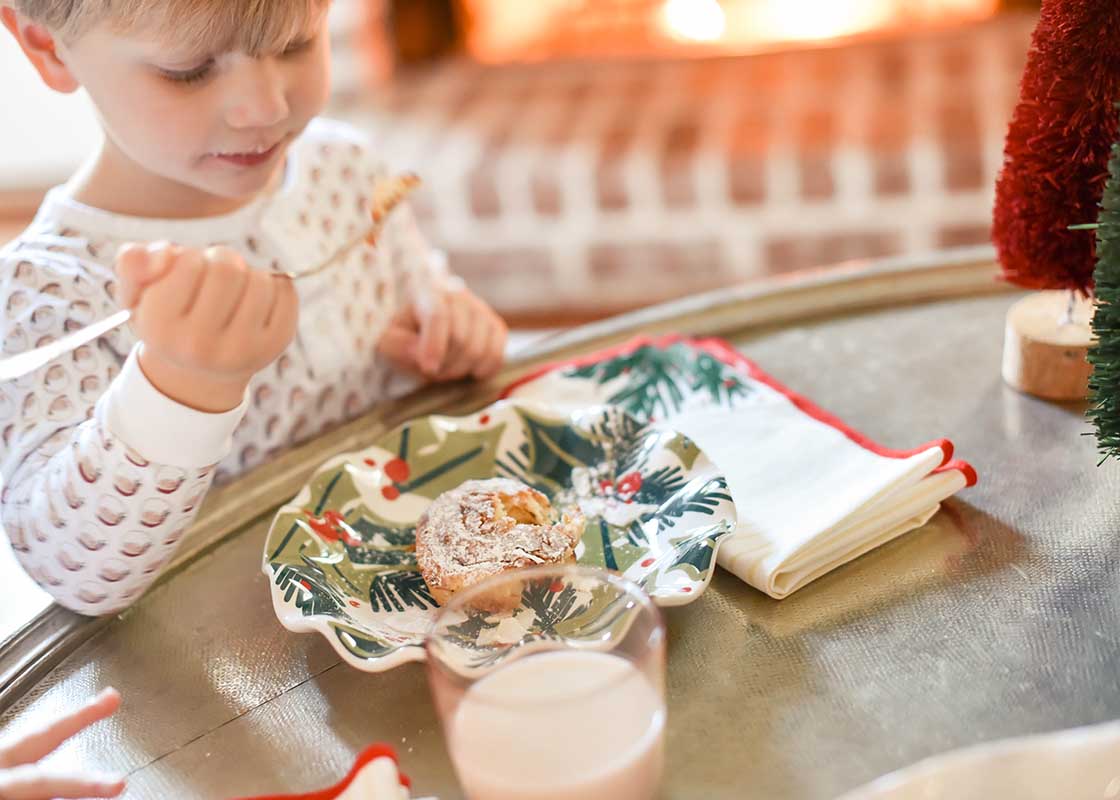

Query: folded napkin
236;745;414;800
504;335;976;599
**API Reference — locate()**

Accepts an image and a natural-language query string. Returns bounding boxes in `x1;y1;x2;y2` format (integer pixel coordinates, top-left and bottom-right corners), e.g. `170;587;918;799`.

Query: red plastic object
232;745;411;800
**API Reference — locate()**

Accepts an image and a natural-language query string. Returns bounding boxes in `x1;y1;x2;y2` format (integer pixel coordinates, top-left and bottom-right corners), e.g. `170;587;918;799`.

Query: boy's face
55;7;331;204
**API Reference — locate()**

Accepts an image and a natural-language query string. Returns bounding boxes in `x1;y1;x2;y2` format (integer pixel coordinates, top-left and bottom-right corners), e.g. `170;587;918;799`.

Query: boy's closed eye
157;38;318;86
159;60;215;85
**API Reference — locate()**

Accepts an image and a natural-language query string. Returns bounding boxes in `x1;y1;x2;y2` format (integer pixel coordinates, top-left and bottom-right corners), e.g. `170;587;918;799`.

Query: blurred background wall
0;0;1041;324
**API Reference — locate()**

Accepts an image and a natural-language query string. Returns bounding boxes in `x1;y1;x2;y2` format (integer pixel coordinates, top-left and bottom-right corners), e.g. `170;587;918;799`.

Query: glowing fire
723;0;1000;44
746;1;901;42
461;0;1001;63
661;0;727;43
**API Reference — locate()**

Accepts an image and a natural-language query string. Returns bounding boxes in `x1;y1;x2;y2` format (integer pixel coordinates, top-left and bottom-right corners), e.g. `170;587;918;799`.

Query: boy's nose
225;59;290;130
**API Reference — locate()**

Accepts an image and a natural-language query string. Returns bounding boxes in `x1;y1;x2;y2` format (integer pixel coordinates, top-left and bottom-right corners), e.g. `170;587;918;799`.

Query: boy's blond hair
14;0;327;53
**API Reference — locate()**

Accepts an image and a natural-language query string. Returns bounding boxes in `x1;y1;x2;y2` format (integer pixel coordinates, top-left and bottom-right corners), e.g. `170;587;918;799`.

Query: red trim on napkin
501;334;978;487
232;744;411;800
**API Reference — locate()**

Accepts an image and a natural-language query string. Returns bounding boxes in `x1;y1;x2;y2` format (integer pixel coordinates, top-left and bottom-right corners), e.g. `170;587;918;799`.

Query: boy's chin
192;165;284;201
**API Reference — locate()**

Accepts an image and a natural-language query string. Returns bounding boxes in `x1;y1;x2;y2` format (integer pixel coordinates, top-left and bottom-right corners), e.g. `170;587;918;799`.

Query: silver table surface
1;251;1117;799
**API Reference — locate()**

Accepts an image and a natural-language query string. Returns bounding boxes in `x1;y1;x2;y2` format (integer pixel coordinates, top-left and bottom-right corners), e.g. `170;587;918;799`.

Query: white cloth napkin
504;335;976;599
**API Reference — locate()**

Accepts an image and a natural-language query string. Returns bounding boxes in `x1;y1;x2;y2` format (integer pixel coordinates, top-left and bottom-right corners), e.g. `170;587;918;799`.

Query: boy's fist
115;242;299;412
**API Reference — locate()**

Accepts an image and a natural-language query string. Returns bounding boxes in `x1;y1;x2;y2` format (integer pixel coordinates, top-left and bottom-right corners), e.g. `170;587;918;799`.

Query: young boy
0;0;509;618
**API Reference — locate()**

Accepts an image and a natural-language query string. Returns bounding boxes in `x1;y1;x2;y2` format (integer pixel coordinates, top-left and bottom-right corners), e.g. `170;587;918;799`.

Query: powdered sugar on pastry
415;479;583;606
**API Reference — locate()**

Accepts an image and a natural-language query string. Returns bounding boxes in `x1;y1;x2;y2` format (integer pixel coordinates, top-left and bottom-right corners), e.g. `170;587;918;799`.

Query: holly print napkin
503;335;976;599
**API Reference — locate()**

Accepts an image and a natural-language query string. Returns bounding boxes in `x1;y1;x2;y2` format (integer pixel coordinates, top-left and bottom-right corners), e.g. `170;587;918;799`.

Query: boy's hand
0;688;125;799
116;243;299;413
377;285;508;382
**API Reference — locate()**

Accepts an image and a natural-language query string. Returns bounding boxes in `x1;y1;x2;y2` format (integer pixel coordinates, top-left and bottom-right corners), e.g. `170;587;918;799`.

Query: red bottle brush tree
992;0;1120;294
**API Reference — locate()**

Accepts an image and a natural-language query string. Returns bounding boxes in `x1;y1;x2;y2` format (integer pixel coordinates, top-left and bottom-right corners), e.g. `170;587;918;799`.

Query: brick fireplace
333;1;1037;323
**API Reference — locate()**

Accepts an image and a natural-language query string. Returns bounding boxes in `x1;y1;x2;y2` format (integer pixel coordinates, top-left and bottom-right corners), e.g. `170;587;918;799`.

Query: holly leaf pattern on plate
262;399;737;672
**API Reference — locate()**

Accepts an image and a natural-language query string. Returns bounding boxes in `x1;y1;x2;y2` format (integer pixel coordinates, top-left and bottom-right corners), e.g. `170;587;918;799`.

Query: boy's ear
1;6;80;93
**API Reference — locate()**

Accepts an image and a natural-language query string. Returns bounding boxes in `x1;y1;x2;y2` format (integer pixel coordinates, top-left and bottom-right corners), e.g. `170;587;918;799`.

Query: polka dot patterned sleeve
0;117;467;617
0;237;226;617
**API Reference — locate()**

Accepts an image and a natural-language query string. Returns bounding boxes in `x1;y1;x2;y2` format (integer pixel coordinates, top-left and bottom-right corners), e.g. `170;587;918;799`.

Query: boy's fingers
265;277;299;336
0;688;120;769
376;325;422;373
190;248;249;331
390;303;420;334
143;241;181;286
417;294;451;375
113;245;155;309
0;765;126;799
472;312;508;380
113;247;144;309
231;271;276;332
114;243;145;275
456;296;488;370
113;244;147;278
434;293;474;380
443;298;488;378
139;247;204;319
116;243;175;283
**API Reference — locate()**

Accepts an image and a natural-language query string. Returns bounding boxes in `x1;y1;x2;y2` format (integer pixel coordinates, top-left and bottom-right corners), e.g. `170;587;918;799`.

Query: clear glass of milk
425;565;667;800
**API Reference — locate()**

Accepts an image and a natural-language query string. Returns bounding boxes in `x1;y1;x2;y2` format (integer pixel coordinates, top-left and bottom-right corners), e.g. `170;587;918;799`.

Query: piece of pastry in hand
365;173;421;246
415;478;584;612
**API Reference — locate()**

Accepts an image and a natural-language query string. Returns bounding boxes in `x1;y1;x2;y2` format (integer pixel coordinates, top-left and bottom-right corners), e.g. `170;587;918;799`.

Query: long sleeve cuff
102;347;249;469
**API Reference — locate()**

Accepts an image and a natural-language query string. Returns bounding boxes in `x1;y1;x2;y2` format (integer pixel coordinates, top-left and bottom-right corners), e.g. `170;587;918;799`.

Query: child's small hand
377;285;508;381
0;688;125;799
115;243;299;412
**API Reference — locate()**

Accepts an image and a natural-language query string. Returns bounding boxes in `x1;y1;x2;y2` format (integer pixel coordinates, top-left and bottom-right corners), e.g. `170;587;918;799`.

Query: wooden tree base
1002;291;1095;401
